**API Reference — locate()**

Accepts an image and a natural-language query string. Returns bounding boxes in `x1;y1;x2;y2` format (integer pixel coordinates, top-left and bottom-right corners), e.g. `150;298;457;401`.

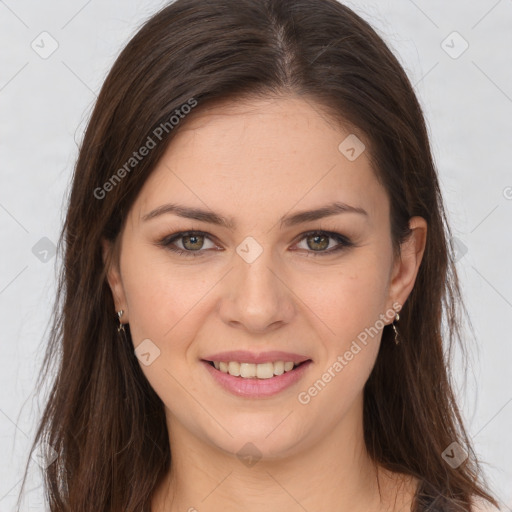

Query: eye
158;230;218;257
157;230;354;257
293;230;354;256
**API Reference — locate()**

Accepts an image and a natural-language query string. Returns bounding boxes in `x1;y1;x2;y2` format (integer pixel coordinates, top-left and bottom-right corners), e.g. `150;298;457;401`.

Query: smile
209;360;303;379
202;359;312;398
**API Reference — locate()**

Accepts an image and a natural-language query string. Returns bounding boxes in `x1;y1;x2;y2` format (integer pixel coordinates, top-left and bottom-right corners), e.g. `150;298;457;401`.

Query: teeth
240;362;256;378
212;360;301;379
228;361;240;376
273;361;284;375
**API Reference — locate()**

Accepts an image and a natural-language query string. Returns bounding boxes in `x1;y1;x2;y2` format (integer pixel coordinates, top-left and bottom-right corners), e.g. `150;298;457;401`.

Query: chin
204;417;309;462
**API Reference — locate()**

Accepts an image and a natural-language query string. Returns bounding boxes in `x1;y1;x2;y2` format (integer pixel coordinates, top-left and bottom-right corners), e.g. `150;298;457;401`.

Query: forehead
131;95;388;227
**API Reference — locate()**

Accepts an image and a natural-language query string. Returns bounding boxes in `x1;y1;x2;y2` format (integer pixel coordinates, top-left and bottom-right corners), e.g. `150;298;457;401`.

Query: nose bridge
239;248;277;296
221;236;295;331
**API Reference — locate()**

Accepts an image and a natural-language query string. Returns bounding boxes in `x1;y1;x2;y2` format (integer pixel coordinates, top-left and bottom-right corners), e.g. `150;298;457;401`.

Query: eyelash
157;230;354;258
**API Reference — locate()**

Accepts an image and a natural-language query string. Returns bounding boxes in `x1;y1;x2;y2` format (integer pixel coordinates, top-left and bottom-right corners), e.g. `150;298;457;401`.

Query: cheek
119;247;209;405
295;259;387;415
120;245;207;346
297;253;390;341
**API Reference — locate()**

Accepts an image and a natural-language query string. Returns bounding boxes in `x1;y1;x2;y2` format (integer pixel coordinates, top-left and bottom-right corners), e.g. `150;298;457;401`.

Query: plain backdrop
0;0;511;510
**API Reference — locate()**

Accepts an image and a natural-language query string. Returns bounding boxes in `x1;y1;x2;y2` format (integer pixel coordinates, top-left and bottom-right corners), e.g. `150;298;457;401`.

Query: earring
117;310;125;333
392;312;400;345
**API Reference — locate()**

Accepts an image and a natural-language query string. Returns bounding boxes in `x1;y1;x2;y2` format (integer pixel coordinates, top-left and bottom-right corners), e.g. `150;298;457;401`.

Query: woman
18;0;501;510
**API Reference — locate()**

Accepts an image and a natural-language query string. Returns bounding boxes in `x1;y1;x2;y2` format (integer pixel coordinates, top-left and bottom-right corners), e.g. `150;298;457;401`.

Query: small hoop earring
117;310;125;333
392;312;400;345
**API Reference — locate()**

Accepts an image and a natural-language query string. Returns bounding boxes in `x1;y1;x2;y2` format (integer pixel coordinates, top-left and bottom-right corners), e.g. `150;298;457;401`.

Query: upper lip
202;350;311;364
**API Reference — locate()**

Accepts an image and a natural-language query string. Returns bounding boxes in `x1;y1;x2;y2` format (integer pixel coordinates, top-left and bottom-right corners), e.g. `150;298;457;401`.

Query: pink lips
201;351;313;398
202;350;310;365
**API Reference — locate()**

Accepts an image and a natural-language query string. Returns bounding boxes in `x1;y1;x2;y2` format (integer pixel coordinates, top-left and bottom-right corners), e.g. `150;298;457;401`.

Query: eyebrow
142;201;368;229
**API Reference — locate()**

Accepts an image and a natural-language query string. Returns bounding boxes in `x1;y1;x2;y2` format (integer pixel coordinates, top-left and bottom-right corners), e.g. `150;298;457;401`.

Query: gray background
0;0;511;510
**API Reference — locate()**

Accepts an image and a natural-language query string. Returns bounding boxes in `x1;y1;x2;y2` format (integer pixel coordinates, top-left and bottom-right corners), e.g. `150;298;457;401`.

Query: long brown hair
17;0;499;510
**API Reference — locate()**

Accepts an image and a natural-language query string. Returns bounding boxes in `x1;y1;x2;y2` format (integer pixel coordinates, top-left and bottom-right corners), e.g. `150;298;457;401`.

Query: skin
104;95;427;512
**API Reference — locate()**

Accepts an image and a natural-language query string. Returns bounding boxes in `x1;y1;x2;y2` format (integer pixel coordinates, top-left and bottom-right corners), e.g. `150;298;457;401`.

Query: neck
151;394;417;512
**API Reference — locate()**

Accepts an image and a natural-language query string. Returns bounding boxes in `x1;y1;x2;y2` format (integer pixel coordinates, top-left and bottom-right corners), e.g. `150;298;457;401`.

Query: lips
202;358;313;398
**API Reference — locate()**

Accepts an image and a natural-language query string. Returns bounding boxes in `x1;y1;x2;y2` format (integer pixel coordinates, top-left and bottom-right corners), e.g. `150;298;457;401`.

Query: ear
102;237;129;323
386;216;427;317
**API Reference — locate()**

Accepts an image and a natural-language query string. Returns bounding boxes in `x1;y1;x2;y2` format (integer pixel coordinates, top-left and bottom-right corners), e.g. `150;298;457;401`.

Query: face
105;95;426;460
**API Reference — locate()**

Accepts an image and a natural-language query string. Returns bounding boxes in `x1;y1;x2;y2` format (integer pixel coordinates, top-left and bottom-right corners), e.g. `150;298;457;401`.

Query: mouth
201;355;313;398
203;359;312;379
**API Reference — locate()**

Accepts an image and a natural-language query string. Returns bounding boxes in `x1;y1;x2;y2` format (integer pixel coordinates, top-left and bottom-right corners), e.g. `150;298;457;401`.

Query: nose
218;247;296;334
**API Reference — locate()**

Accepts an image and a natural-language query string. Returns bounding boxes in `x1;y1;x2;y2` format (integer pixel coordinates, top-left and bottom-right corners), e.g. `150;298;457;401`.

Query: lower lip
202;360;312;398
